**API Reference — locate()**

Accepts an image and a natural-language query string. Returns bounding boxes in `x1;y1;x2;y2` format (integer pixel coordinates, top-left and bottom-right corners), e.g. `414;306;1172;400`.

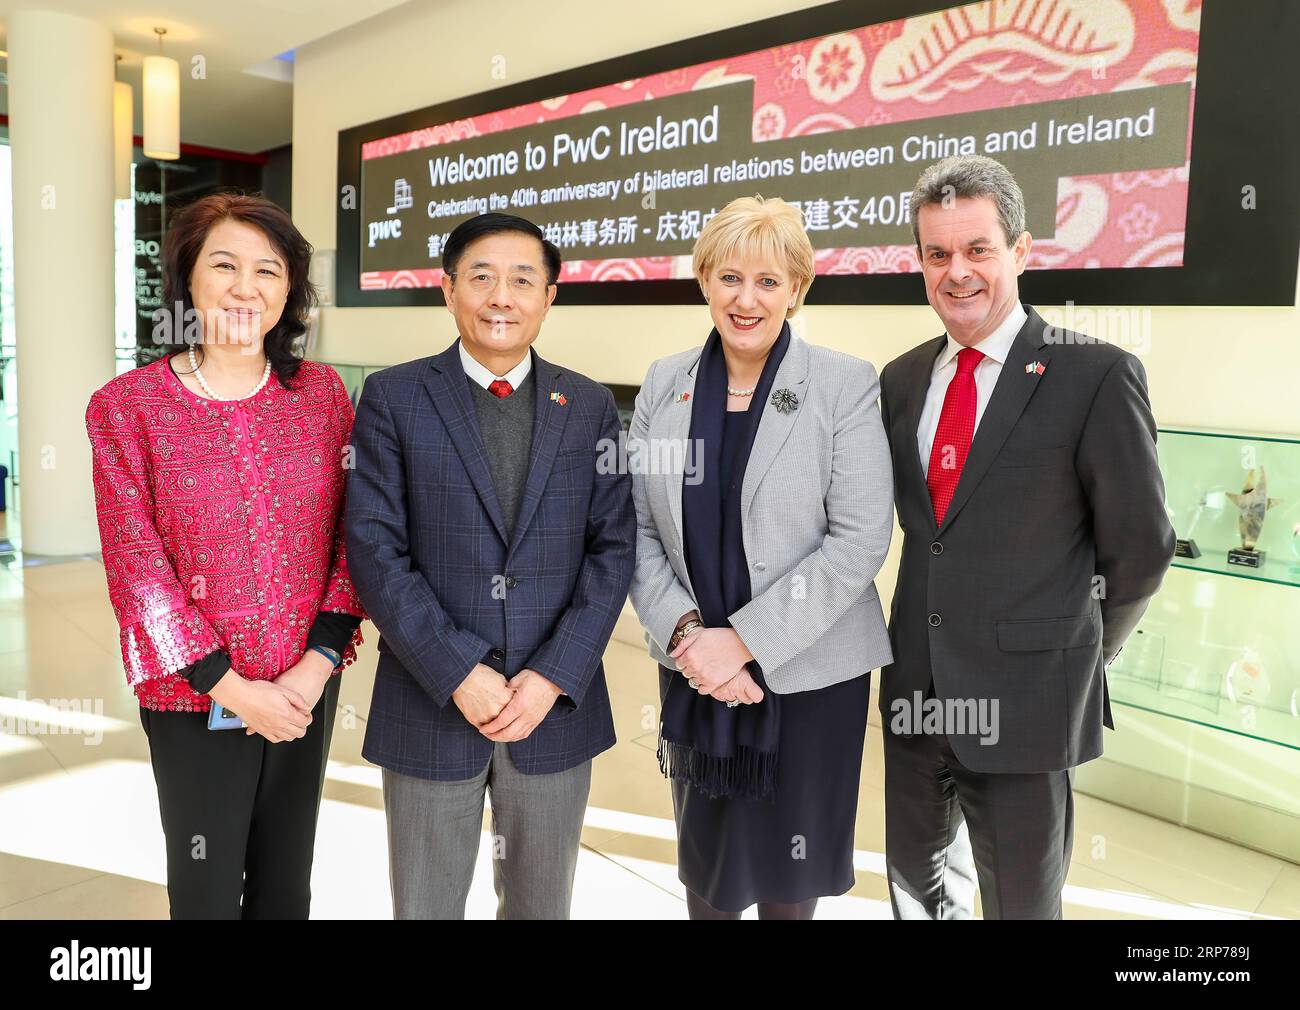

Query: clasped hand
669;627;764;705
452;664;563;742
205;651;333;744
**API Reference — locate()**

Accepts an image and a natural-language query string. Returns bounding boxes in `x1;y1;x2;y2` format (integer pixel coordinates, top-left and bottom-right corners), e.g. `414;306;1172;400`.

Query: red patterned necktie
926;347;984;525
487;378;514;399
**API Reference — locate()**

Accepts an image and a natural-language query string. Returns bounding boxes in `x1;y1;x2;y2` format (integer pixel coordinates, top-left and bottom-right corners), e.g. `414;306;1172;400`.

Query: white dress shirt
917;301;1027;477
459;340;532;391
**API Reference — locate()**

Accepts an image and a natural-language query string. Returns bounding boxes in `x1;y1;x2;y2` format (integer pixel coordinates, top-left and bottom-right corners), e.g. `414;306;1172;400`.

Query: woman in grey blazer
628;195;894;920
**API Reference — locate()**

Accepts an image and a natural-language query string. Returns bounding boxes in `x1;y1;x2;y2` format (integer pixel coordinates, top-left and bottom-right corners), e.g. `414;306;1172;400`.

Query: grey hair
909;155;1026;250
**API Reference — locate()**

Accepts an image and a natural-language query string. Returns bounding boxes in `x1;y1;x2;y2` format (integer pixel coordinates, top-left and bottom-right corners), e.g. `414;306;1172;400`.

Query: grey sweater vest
467;371;535;537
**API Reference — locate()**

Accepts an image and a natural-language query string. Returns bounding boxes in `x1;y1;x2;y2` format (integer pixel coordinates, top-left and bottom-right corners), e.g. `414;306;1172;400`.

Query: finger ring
726;699;740;708
688;678;700;690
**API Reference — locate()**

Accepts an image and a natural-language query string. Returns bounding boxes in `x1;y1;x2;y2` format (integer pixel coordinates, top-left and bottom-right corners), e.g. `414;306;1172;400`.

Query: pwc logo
367;218;403;248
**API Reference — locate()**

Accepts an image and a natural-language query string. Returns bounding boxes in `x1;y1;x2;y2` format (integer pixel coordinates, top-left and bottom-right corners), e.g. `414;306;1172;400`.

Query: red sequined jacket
86;356;366;711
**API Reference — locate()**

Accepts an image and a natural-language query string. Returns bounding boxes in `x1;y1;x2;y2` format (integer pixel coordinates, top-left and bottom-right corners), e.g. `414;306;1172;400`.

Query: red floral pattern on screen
86;358;366;712
359;0;1199;290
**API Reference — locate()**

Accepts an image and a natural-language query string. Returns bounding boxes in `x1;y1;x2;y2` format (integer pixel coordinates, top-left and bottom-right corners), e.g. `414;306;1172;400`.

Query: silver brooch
770;388;799;414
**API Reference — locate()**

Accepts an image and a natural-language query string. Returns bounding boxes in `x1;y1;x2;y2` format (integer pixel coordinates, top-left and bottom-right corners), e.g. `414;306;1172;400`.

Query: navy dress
662;408;872;912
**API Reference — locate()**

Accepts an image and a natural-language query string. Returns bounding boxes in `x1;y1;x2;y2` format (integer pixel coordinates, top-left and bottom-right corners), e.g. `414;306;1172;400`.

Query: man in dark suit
345;213;635;919
879;156;1175;919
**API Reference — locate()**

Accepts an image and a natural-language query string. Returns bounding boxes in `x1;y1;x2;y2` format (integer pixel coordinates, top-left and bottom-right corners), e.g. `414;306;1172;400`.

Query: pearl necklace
727;385;756;396
188;344;271;401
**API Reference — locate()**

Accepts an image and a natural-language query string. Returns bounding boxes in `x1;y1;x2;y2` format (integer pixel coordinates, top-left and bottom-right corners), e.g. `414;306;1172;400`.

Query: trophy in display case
1225;648;1271;707
1225;468;1281;568
1171;488;1226;560
1109;627;1165;689
1162;656;1223;714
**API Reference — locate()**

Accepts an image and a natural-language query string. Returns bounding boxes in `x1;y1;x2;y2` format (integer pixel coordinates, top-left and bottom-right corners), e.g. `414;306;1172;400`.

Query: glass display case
1077;428;1300;862
605;383;639;432
321;361;388;408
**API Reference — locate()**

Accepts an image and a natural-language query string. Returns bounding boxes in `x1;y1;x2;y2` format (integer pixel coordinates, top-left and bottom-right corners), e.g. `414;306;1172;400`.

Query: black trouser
138;675;340;919
882;718;1074;920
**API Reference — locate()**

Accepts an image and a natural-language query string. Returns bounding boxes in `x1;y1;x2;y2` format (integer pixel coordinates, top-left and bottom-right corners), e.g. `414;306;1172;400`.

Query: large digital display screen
336;0;1300;306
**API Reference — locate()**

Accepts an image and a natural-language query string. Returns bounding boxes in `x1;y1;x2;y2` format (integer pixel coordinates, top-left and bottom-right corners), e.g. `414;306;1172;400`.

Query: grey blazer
628;334;894;694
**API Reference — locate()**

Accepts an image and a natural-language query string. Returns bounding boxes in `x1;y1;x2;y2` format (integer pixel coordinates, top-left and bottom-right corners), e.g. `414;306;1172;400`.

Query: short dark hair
441;213;561;286
161;191;316;388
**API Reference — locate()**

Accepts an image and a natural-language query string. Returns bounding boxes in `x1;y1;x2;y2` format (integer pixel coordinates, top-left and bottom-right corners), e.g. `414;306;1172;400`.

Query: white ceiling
0;0;415;152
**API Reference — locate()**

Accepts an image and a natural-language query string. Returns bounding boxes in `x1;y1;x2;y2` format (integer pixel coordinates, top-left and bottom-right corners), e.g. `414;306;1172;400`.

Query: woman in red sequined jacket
86;193;366;919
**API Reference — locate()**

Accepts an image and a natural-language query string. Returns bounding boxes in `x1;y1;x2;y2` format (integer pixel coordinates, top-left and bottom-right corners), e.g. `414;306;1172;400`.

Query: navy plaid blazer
345;340;635;780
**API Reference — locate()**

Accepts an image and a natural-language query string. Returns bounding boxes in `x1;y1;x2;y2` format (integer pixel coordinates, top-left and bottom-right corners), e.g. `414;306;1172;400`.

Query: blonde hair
692;195;815;318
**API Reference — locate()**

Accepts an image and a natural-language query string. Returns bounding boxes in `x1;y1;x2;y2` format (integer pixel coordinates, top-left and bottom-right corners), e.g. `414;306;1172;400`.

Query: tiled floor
0;539;1295;919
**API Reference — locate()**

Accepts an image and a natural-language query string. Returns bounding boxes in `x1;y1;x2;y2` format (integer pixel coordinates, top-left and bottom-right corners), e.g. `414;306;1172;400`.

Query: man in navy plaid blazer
345;214;635;919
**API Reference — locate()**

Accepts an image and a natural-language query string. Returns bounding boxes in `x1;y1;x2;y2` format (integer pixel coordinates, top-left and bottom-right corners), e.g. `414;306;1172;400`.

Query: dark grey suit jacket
879;304;1175;774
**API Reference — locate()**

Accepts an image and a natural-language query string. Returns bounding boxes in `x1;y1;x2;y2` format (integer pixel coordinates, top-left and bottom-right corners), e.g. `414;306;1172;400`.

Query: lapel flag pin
1024;360;1046;375
674;392;691;403
549;391;567;405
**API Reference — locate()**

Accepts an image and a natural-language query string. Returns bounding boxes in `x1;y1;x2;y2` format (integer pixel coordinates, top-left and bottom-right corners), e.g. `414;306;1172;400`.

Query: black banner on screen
359;80;1190;273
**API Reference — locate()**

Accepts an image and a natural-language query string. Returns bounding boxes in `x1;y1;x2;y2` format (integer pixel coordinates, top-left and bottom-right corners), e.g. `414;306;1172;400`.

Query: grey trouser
883;724;1074;920
382;742;592;920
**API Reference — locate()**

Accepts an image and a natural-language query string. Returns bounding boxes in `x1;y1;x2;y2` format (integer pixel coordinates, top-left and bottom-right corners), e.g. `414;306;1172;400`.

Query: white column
8;9;116;554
